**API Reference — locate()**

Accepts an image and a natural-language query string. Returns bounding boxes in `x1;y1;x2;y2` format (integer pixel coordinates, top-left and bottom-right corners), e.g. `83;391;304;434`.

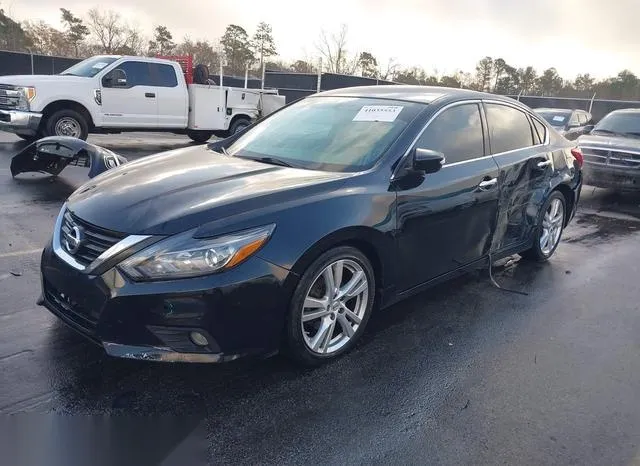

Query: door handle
536;160;552;168
145;92;156;98
478;178;498;190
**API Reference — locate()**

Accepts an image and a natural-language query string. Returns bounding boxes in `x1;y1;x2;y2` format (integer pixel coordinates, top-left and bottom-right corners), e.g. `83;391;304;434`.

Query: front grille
44;279;98;335
582;147;640;169
0;84;21;110
60;210;126;266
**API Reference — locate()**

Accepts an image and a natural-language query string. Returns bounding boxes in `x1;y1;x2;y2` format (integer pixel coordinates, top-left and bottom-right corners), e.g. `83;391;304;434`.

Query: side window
577;113;587;125
532;117;547;144
568;112;579;126
485;103;535;154
151;63;178;87
414;103;484;165
116;61;153;87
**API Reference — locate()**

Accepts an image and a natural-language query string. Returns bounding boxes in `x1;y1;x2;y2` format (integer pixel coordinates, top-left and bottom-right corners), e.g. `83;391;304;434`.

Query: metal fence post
245;65;249;89
29;51;34;74
588;93;596;114
317;58;323;93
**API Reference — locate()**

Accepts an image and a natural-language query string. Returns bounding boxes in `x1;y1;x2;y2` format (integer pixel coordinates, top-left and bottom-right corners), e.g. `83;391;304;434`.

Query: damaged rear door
10;136;127;179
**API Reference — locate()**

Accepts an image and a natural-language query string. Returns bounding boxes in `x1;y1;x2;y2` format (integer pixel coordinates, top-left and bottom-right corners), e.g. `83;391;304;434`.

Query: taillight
571;148;584;168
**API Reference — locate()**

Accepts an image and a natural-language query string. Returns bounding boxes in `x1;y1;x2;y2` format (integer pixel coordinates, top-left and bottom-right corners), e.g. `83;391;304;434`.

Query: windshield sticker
92;62;109;70
353;105;404;122
552;115;566;122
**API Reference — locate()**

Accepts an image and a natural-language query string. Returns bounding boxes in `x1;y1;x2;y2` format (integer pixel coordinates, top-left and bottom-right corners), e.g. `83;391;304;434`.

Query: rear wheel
285;246;375;366
187;130;214;143
44;109;89;140
521;191;566;262
229;118;251;135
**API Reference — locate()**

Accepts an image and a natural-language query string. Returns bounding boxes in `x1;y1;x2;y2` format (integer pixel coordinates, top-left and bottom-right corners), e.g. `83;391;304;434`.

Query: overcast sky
5;0;639;79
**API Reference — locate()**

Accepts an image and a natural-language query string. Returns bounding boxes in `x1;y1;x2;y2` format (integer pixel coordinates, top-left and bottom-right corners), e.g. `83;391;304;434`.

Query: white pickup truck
0;55;285;142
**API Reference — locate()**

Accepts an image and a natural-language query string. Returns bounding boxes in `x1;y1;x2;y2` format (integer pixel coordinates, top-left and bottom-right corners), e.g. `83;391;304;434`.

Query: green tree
573;73;595;93
518;66;537;94
252;22;277;71
290;59;314;73
537;67;563;96
221;24;255;75
23;20;70;56
176;37;220;69
60;8;89;57
357;52;378;78
475;56;494;91
148;25;175;55
439;74;462;88
0;7;32;51
492;58;506;92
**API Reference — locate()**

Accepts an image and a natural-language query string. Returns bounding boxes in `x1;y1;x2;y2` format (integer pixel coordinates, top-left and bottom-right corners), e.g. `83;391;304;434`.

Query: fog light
189;331;209;347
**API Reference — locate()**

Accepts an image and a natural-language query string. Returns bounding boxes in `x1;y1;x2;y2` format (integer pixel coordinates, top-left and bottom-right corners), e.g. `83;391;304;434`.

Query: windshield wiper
623;131;640;138
240;156;296;168
220;146;229;156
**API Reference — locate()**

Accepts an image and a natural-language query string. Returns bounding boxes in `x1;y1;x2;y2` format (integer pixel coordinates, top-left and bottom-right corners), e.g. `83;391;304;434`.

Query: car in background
38;86;583;366
577;108;640;191
534;108;594;140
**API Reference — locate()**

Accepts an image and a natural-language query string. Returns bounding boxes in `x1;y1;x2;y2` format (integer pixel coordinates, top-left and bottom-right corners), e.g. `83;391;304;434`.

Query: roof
534;107;575;113
316;85;505;105
608;107;640;114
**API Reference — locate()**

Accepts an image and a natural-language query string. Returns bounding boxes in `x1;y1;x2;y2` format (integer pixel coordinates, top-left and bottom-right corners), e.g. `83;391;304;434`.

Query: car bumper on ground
583;164;640;190
0;109;42;136
38;242;295;363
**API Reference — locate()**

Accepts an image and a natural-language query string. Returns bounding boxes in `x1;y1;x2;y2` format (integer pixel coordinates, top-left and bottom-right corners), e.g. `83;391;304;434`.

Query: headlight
14;86;36;111
118;224;275;281
20;86;36;102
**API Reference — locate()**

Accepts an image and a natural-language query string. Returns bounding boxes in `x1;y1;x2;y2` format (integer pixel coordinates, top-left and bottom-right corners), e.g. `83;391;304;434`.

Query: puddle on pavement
563;211;639;246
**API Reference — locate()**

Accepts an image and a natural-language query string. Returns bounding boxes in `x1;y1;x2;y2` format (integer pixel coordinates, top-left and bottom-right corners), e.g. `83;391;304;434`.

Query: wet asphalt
1;132;640;465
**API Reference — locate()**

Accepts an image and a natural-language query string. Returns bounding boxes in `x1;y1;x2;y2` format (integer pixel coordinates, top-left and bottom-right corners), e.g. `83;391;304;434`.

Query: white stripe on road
0;248;42;259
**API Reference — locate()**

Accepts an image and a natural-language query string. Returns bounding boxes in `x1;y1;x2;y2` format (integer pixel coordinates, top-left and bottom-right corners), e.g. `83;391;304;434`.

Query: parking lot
2;131;640;464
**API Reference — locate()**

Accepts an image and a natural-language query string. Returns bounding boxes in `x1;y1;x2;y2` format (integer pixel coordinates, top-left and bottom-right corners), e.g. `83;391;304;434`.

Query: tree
86;8;143;55
538;67;563;96
252;22;277;72
518;66;537;94
357;52;378;78
378;57;398;82
0;7;32;52
439;74;462;88
290;59;315;73
492;58;506;92
316;24;358;74
475;57;494;92
60;8;89;57
148;25;175;55
394;67;437;85
220;24;255;75
574;73;595;93
23;21;71;56
176;37;220;69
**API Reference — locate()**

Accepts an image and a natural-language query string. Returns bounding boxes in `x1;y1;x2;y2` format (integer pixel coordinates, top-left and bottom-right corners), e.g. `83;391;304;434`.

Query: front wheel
521;191;566;262
44;109;89;140
187;130;214;143
284;246;375;366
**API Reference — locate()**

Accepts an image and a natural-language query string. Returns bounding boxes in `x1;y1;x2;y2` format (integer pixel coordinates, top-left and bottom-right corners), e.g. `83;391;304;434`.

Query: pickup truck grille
581;146;640;169
0;84;21;110
61;209;126;267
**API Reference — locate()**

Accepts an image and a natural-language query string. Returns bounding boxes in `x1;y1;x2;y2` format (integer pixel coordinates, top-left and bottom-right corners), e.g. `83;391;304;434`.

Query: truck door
154;63;188;128
101;60;158;127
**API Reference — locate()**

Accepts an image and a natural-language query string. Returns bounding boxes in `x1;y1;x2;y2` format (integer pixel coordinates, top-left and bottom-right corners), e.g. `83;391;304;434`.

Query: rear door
485;101;554;252
394;101;501;290
100;60;158;127
153;63;188;128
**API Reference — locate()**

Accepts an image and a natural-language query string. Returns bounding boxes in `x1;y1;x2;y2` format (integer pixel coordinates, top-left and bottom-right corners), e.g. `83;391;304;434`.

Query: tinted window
116;61;153;87
153;63;178;87
227;97;424;172
535;110;571;127
485;104;534;154
532;118;547;143
414;103;484;164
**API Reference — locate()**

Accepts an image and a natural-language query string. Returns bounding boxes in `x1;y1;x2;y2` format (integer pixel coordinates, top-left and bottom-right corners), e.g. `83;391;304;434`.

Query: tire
229;118;251;135
284;246;376;366
521;191;567;262
187;130;214;143
44;109;89;140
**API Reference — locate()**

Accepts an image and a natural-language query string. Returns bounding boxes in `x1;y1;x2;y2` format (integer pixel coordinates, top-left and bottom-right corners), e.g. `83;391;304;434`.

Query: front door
394;102;501;292
101;60;158;127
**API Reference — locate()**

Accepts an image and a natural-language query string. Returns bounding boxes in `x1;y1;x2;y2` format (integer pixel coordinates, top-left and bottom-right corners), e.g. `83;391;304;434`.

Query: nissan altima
38;86;583;366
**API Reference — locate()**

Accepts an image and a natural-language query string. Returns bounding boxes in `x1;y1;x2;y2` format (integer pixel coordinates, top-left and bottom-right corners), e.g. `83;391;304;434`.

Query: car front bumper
0;109;42;136
583;164;640;191
38;241;296;363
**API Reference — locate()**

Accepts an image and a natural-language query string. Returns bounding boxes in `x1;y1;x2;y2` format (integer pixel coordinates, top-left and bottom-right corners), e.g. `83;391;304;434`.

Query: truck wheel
45;109;89;140
229;118;251;135
187;130;214;143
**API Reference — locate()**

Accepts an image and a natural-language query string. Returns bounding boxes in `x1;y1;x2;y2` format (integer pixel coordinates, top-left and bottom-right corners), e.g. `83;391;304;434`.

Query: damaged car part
10;136;127;178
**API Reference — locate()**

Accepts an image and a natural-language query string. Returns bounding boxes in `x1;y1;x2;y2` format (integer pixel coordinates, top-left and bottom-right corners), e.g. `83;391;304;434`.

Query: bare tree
379;57;398;81
316;24;358;74
86;8;143;54
23;20;71;56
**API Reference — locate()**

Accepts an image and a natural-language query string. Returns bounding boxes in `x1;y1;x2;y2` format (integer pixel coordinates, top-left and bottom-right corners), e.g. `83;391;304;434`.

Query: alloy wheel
540;198;564;256
301;259;369;355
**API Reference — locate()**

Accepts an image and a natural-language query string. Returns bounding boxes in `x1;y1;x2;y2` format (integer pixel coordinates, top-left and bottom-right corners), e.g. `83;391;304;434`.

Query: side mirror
413;148;445;174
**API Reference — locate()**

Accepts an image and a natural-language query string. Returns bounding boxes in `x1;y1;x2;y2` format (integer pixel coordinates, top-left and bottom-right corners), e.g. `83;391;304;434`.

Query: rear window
535;110;572;127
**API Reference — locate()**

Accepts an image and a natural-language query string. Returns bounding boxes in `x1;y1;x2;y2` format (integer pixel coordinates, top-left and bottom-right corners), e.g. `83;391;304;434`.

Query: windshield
60;56;118;77
593;111;640;136
535;110;572;127
226;96;424;172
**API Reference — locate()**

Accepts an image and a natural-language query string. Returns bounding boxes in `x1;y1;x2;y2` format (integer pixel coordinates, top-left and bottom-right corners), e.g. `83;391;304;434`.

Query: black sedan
534;108;594;140
578;108;640;191
38;86;583;366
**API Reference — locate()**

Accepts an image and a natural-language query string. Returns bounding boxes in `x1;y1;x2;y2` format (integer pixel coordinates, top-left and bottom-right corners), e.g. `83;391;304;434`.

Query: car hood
0;75;90;86
66;145;352;235
578;133;640;152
